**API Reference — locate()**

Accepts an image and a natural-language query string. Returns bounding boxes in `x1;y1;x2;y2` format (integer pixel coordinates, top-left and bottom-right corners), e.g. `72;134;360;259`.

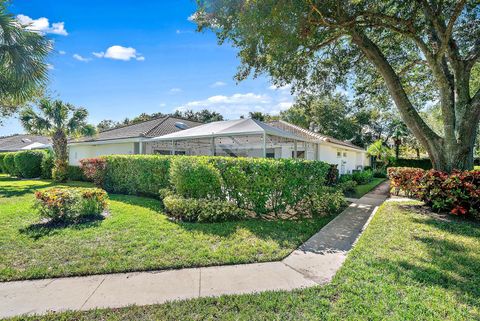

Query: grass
0;175;335;281
347;177;386;198
475;166;480;170
19;200;480;320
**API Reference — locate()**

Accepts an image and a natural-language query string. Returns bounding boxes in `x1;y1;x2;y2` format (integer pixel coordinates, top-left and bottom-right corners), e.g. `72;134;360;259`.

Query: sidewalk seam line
80;276;106;309
198;269;202;297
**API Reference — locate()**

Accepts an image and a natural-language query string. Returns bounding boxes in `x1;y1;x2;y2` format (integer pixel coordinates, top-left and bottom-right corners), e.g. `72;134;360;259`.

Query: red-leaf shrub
421;170;480;217
388;167;480;218
387;167;425;197
80;158;107;186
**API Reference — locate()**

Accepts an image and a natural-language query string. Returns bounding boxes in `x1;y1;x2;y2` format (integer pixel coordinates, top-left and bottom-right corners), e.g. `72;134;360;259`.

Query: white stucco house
68;116;369;174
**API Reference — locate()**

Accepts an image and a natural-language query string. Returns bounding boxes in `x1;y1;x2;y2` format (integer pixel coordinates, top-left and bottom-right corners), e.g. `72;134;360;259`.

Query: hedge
81;155;333;217
388;167;480;219
0;153;6;173
14;150;45;178
3;153;19;176
389;158;432;170
67;166;87;181
41;151;54;179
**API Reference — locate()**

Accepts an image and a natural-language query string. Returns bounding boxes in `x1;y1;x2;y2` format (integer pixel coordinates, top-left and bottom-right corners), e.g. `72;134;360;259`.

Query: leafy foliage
3;152;19;176
40;150;54;179
162;195;246;223
20;99;95;182
0;152;6;173
34;188;108;223
79;158;107;186
169;157;222;199
388;167;480;218
13;150;45;178
0;2;51;121
195;0;480;171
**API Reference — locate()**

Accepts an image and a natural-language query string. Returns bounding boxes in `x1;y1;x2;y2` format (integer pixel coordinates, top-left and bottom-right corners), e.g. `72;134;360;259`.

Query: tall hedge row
0;153;6;173
0;151;47;178
388;158;433;170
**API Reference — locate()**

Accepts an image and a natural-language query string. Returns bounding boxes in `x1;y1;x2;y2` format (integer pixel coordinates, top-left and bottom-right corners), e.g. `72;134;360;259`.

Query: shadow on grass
0;177;56;198
19;215;105;240
368;209;480;309
109;193;163;212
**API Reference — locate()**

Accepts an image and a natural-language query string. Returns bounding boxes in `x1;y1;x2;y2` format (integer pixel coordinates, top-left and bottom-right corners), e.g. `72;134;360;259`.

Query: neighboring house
146;118;369;173
0;134;51;152
68;116;202;165
268;120;370;174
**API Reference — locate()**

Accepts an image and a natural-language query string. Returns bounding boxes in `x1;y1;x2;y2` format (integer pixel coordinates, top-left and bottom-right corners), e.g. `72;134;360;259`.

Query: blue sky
1;0;294;136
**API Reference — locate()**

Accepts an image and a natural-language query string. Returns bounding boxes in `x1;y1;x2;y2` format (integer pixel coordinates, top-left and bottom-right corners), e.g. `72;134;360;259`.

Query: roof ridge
275;120;364;150
97;116;168;134
143;116;170;136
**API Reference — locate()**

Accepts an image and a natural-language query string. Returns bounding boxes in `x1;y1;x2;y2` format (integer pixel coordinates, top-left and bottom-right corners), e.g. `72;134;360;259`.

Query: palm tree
391;123;409;160
367;140;394;170
20;99;95;181
0;2;51;120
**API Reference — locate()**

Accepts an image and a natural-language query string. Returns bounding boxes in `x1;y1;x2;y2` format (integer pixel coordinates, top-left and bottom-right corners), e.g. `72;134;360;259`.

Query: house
0;134;51;152
69;116;369;173
68;116;202;165
145;118;370;173
268;120;370;174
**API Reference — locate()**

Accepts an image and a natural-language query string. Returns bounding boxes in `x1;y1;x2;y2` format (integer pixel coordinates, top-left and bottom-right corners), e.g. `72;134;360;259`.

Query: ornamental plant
34;188;108;223
387;167;425;198
80;158;107;186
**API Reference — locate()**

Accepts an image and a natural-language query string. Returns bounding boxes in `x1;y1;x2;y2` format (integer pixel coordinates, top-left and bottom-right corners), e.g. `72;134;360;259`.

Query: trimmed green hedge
14;150;45;178
389;158;432;170
0;153;6;173
67;166;86;181
86;155;333;218
3;153;19;176
103;155;172;196
41;151;54;179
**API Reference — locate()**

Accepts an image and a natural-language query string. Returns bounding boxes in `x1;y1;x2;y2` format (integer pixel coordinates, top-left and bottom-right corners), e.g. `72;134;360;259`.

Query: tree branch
349;29;441;153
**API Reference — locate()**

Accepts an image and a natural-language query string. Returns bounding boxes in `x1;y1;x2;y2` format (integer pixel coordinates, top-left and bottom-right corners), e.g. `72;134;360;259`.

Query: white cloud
16;14;68;36
176;29;193;34
47;63;54;70
210;81;227;88
159;103;167;107
177;92;294;119
72;54;91;62
170;88;182;93
93;45;144;61
58;50;66;55
187;13;198;22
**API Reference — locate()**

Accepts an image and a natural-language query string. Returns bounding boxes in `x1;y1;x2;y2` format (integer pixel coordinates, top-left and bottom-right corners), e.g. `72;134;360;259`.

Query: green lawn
348;177;386;198
0;175;335;281
22;200;480;320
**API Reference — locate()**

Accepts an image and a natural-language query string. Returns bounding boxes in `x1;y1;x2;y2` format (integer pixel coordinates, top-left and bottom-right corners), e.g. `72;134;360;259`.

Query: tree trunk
350;30;479;172
415;148;420;159
52;130;68;182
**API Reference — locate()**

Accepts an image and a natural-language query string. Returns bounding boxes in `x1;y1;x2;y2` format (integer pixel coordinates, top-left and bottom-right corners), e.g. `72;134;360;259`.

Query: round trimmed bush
14;150;45;178
3;152;19;176
169;157;222;199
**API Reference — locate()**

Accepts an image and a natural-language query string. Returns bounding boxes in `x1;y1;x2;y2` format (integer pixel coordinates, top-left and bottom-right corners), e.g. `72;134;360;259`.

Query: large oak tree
195;0;480;171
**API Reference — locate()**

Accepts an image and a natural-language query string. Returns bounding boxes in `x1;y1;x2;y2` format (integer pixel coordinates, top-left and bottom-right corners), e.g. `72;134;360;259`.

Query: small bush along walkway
0;175;336;281
21;200;480;320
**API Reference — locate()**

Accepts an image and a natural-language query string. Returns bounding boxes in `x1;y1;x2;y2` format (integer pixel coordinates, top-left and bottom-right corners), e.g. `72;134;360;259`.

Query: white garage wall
69;142;135;165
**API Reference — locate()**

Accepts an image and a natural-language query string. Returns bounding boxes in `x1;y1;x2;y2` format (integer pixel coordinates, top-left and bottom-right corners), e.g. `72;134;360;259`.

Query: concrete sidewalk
0;181;390;319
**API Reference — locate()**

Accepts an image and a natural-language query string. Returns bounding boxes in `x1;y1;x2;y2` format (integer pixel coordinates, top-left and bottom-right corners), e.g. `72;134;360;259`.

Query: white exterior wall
69;142;135;165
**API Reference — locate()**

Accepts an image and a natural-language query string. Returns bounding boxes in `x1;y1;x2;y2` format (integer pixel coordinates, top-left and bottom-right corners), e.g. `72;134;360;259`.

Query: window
292;151;305;159
343;152;347;157
337;151;342;158
154;150;171;155
266;152;275;158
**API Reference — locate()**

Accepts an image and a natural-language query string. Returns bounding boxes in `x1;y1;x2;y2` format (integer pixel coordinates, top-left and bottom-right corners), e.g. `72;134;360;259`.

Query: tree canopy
195;0;480;171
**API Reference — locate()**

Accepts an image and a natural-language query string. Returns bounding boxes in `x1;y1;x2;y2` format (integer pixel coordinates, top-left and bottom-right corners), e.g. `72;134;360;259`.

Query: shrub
14;150;45;178
80;158;107;186
337;180;357;194
34;188;108;222
421;170;479;217
102;155;171;196
373;168;387;178
3;152;19;176
352;170;373;184
163;195;246;222
389;158;432;170
170;157;222;199
338;173;353;183
67;166;86;181
52;160;68;182
0;153;6;173
387;167;425;197
308;187;348;216
41;151;54;179
326;164;339;186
